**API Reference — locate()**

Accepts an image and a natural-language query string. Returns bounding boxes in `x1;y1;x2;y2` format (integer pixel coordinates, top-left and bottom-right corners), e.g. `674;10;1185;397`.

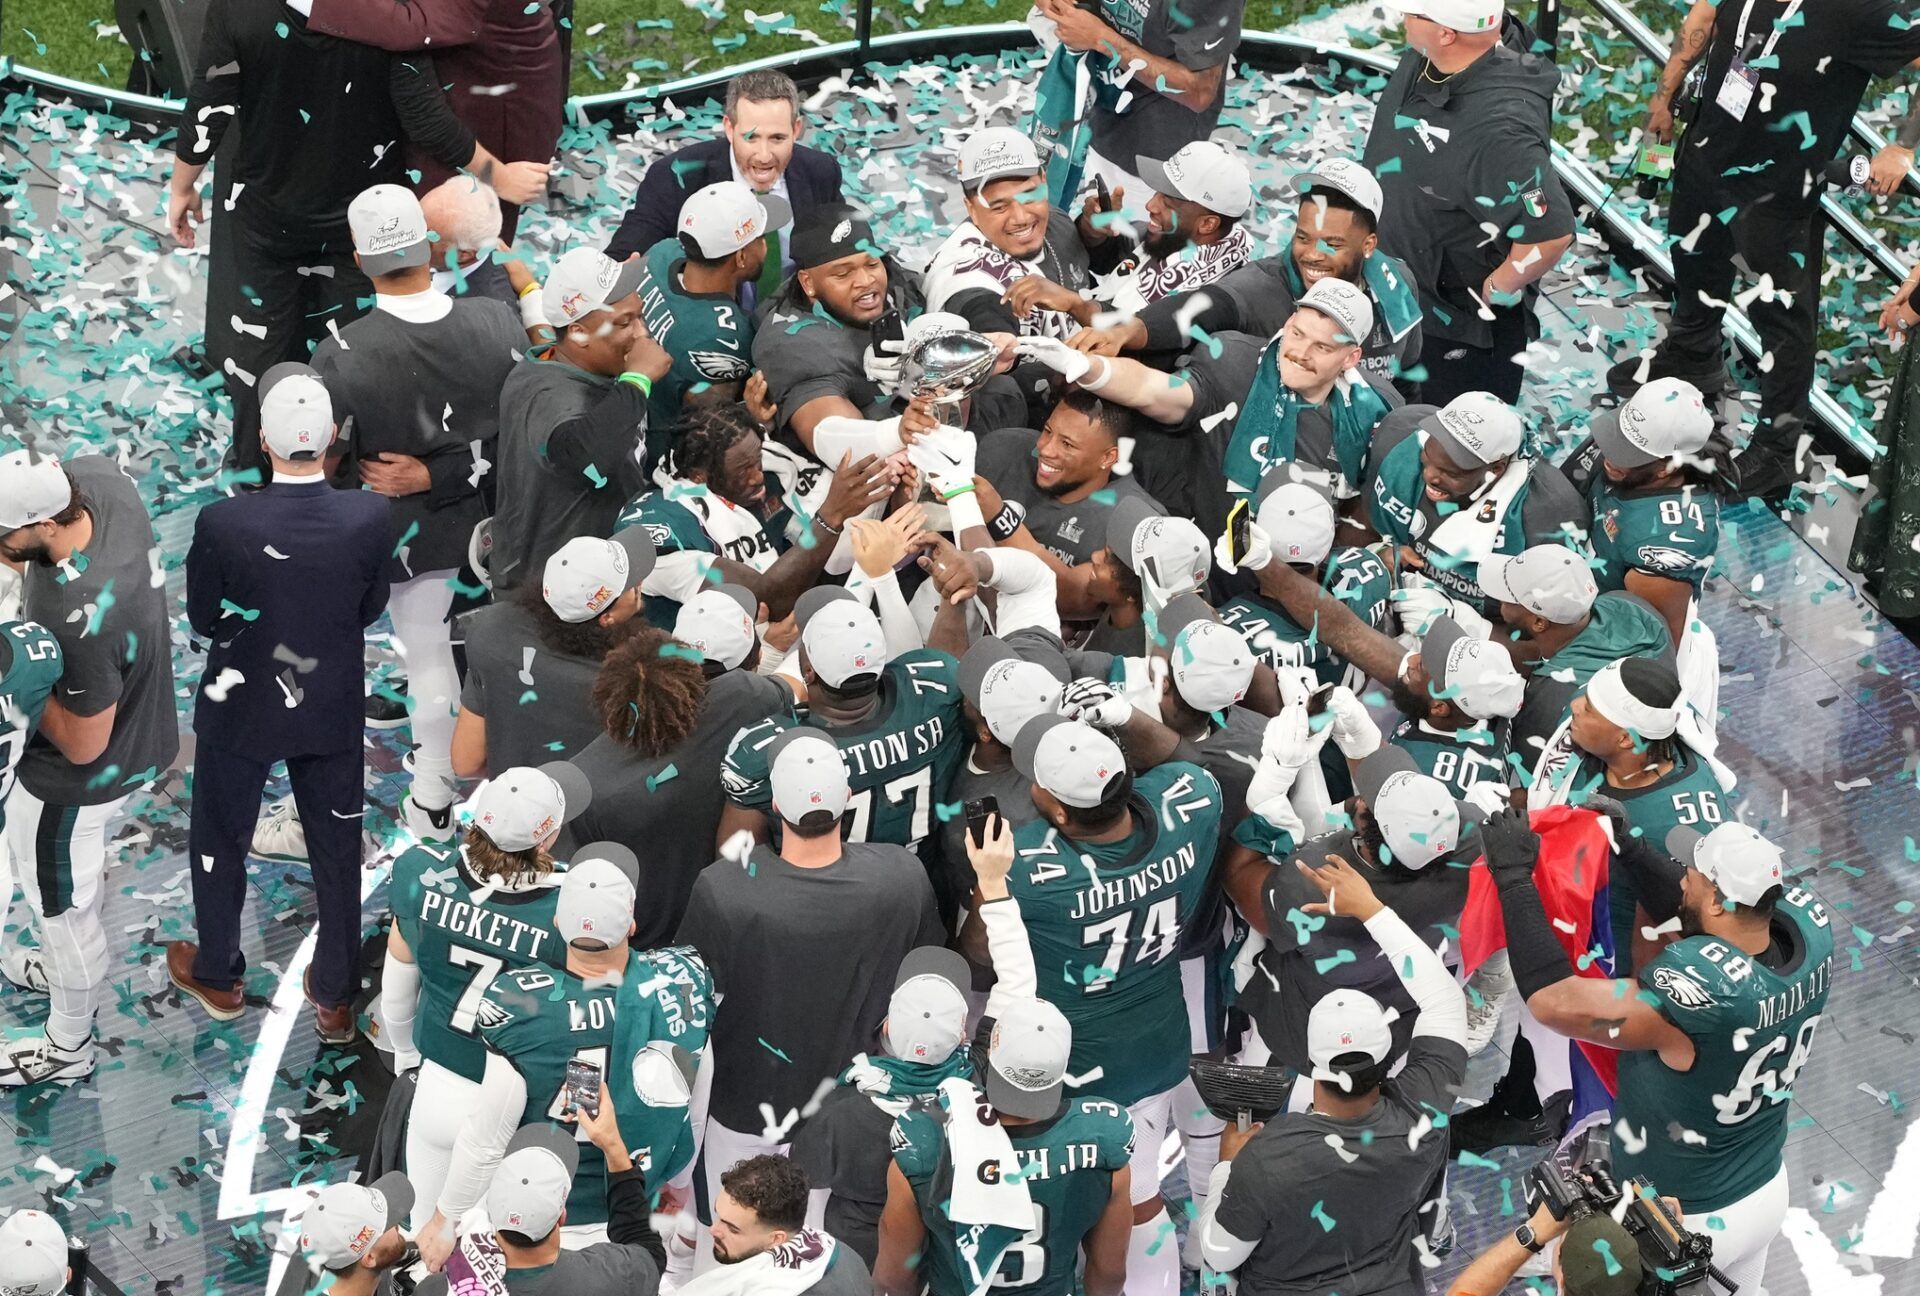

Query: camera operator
1445;1196;1643;1296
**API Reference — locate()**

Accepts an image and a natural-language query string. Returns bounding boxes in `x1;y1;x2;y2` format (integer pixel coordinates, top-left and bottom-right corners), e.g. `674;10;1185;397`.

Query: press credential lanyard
1716;0;1801;122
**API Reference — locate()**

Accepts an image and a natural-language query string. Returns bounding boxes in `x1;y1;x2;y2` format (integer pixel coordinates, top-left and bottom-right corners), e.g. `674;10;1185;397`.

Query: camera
1526;1153;1733;1295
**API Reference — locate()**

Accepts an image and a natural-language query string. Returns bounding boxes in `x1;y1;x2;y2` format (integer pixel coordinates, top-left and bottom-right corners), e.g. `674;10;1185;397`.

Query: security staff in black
1362;2;1574;406
1610;0;1920;498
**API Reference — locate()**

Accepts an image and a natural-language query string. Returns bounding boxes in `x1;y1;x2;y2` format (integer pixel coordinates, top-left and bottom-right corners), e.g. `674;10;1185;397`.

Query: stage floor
2;47;1918;1296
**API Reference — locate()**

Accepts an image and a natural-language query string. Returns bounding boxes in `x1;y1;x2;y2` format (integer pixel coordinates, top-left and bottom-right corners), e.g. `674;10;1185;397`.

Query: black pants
206;174;372;477
1663;159;1824;433
187;743;366;1006
1415;301;1533;406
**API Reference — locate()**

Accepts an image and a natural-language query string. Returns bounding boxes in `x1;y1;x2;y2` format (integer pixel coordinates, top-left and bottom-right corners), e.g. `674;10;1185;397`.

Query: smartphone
965;795;1001;846
872;308;906;352
1306;683;1336;717
1094;172;1113;212
564;1057;602;1119
1224;498;1252;569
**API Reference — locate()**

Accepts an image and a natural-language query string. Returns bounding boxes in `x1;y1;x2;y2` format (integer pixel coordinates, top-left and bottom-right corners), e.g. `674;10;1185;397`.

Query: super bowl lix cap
1135;140;1252;219
348;184;431;276
1353;744;1477;869
298;1172;414;1272
959;639;1067;747
465;761;593;852
796;586;887;688
541;528;657;624
1477;544;1598;624
1306;988;1395;1084
1108;495;1210;596
1298;277;1375;347
554;853;637;945
1291;157;1385;221
887;946;971;1063
959;128;1043;190
1421;615;1525;720
1158;594;1254;713
1425;391;1524;469
1591;377;1714;470
1254;477;1337;567
678;181;793;258
0;1209;69;1296
1667;823;1785;908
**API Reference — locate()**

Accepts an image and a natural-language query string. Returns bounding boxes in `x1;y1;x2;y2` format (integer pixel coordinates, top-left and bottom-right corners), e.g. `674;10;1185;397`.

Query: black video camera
1188;1056;1299;1130
1526;1154;1733;1295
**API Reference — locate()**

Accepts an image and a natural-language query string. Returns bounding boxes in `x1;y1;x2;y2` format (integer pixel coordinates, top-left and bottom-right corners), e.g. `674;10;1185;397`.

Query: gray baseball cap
796;586;888;689
298;1172;414;1271
766;728;851;824
258;363;336;461
959;639;1068;747
1158;594;1254;713
348;184;431;276
486;1125;579;1242
1423;391;1525;469
1297;277;1375;348
1108;496;1211;598
1353;745;1479;869
1011;714;1127;811
1420;616;1524;720
984;997;1072;1119
553;843;639;946
675;583;760;670
1478;544;1598;624
544;245;646;327
464;761;594;852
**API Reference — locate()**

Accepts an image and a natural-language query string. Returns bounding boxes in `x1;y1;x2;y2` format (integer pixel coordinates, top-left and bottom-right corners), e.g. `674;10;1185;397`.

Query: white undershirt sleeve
438;1049;530;1223
1364;906;1468;1045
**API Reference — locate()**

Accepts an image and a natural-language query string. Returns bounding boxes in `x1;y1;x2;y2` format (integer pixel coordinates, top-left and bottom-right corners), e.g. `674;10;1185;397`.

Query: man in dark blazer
604;69;843;309
172;364;392;1046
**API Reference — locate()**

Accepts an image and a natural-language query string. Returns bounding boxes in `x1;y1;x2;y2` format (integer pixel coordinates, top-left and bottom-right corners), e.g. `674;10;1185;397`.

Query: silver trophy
900;327;999;425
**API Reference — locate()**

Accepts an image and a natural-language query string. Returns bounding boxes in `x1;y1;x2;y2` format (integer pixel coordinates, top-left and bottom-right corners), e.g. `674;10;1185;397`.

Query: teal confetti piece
646;764;679;792
219;599;260;622
1310;1200;1335;1232
758;1038;793;1064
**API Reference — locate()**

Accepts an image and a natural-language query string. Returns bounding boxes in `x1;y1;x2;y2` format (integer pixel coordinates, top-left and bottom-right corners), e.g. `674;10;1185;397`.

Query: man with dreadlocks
560;626;798;947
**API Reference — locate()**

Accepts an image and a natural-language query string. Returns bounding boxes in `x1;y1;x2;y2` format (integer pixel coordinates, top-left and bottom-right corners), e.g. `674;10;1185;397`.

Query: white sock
1182;1127;1220;1220
1128;1211;1180;1295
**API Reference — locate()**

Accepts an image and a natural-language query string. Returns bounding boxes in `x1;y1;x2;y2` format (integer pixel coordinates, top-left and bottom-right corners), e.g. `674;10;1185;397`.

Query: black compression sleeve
1494;881;1578;1001
1613;834;1685;924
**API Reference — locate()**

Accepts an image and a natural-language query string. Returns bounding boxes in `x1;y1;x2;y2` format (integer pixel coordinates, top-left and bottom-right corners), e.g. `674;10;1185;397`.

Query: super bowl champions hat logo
367;216;408;252
1439;406;1490;454
593;259;619;290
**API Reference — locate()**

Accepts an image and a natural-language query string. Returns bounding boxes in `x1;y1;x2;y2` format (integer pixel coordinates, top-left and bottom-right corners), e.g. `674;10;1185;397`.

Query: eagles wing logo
475;997;515;1030
688;350;753;382
1652;967;1714;1010
1636;545;1701;575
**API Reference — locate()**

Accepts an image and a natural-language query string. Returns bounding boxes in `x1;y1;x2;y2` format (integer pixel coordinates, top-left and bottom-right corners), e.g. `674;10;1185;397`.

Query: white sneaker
0;947;47;995
1462;952;1515;1055
402;793;456;843
0;1028;96;1087
1464;987;1505;1055
251;798;308;862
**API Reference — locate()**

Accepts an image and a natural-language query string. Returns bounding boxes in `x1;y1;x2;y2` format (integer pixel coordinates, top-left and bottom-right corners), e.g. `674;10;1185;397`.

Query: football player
0;620;63;837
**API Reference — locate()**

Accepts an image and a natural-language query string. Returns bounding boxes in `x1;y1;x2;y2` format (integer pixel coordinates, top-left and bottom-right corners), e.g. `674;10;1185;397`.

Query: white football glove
1324;686;1382;761
862;336;909;392
1059;676;1133;730
1014;335;1093;385
1391;582;1494;640
1212;518;1273;575
906;423;978;496
1463;780;1516;818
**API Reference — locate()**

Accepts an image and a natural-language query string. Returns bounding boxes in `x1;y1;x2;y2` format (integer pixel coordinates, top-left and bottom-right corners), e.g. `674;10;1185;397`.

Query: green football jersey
1389;719;1509;799
617;485;779;627
721;649;965;853
1008;761;1223;1104
635;239;754;460
479;947;714;1216
1615;888;1833;1213
0;621;63;831
389;844;567;1082
1216;546;1392;689
1587;478;1719;594
892;1093;1133;1295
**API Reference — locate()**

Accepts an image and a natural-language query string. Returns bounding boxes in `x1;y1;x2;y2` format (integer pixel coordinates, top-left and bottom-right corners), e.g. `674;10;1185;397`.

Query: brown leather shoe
303;970;357;1046
167;942;245;1021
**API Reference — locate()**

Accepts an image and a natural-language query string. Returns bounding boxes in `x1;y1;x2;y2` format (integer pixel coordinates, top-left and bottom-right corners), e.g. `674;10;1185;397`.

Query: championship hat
1011;715;1127;811
1306;989;1396;1086
984;997;1073;1119
1477;544;1598;624
1423;391;1525;469
541;528;657;624
1353;744;1478;869
486;1125;579;1242
1159;594;1254;713
1591;377;1715;470
1298;277;1375;348
553;843;640;946
678;181;793;258
0;449;72;531
543;246;646;327
796;586;887;688
348;184;431;275
1291;157;1385;221
886;946;971;1064
1108;495;1210;598
674;583;760;671
0;1209;69;1296
1384;0;1504;33
766;728;852;824
1667;822;1786;908
258;363;336;461
1135;139;1253;219
791;205;884;271
958;128;1043;191
298;1173;414;1271
959;638;1068;746
465;761;594;852
1420;615;1525;720
1254;476;1338;568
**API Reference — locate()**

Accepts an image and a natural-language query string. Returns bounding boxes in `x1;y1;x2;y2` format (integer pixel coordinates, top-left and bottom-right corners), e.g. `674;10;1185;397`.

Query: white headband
1586;661;1680;741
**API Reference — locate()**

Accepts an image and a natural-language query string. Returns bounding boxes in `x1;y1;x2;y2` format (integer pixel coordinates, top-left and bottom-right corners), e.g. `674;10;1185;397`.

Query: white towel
1422;449;1533;569
941;1077;1034;1230
673;1228;841;1295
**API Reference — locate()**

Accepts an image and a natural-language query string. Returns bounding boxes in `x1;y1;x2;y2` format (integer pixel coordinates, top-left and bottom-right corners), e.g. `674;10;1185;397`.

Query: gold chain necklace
1420;58;1457;84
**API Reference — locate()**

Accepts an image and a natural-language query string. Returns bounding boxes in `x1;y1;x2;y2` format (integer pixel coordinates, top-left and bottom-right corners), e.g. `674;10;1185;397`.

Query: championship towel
938;1076;1033;1296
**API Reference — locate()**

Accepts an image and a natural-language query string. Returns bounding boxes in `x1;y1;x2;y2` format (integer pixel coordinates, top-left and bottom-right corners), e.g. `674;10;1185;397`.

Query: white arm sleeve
644;551;719;604
379;956;422;1065
439;1049;529;1222
980;897;1039;1019
1198;1163;1259;1273
980;549;1062;640
860;567;925;658
1364;906;1468;1045
810;415;906;466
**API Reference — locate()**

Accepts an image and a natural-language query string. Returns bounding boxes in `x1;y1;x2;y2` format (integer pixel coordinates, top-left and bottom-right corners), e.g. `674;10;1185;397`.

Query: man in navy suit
604;69;843;310
173;364;392;1046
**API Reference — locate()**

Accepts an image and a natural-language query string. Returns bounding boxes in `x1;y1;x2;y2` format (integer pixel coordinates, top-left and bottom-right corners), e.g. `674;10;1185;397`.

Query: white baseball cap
1420;616;1524;720
678;181;793;258
959;128;1043;191
1354;745;1478;869
1667;823;1786;908
1584;657;1683;741
1385;0;1504;33
766;728;852;824
0;449;72;531
1255;477;1338;568
553;844;640;946
541;528;657;624
258;362;336;461
1297;277;1375;348
1109;495;1211;598
984;996;1073;1119
1136;140;1253;219
1592;378;1715;470
465;761;594;852
486;1125;579;1242
298;1172;414;1271
1012;715;1127;811
1307;989;1397;1086
797;586;888;689
348;184;431;276
1425;391;1526;469
0;1209;69;1296
959;639;1068;747
674;583;760;671
1160;594;1254;713
1291;158;1385;221
543;245;646;327
886;946;971;1064
1478;544;1599;624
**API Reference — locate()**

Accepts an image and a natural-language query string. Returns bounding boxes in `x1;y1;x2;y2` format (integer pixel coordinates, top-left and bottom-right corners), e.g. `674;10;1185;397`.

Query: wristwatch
1514;1222;1546;1254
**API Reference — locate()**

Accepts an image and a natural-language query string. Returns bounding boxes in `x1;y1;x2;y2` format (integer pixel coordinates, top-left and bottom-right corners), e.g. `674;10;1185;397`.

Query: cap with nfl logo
765;728;852;824
553;842;641;946
258;363;336;461
886;946;971;1064
487;1125;580;1242
0;1208;70;1296
298;1172;414;1272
